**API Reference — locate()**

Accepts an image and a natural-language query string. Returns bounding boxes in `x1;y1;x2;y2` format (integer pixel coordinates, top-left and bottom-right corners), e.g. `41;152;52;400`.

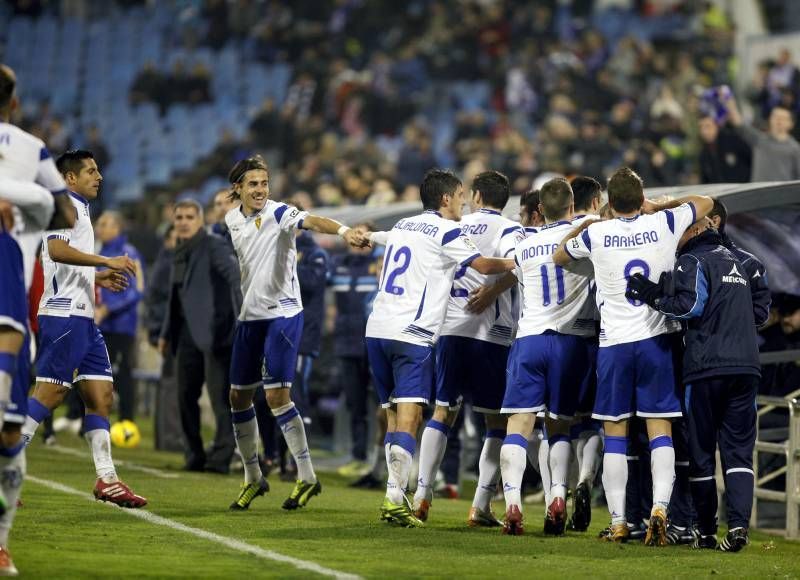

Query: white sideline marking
47;445;179;479
27;475;362;580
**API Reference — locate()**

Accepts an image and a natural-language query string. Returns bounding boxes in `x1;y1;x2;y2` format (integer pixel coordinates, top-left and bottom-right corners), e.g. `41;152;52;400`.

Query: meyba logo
722;263;747;285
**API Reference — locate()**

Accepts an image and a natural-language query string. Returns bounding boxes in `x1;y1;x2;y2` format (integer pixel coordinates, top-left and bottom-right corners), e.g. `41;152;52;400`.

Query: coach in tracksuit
627;221;766;552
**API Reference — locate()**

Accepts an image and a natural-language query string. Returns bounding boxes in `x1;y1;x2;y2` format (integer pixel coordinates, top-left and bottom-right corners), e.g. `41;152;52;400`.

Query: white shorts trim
501;406;545;415
36;376;71;388
389;397;429;406
263;382;291;390
231;382;261;391
726;467;754;476
626;455;640;461
3;412;25;424
74;374;113;384
592;412;633;422
547;411;575;421
472;405;501;414
434;399;462;411
636;411;682;418
689;475;714;482
676;461;690;467
0;316;25;335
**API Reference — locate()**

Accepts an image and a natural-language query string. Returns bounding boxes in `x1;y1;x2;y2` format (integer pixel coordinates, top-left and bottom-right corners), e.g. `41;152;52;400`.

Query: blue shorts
366;337;434;408
0;233;27;335
577;339;599;416
435;335;509;413
502;332;591;419
230;313;303;390
37;315;113;387
593;334;681;422
6;332;31;425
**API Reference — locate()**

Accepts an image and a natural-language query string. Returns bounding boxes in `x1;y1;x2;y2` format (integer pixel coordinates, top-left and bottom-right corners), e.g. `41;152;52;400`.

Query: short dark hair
607;167;644;214
571;176;602;212
540;178;573;222
420;169;461;211
0;64;15;111
55;149;95;178
708;198;728;233
520;188;541;223
472;170;510;210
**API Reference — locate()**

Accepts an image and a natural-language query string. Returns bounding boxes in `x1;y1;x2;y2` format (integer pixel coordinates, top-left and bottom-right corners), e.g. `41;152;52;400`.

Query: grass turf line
12;429;800;579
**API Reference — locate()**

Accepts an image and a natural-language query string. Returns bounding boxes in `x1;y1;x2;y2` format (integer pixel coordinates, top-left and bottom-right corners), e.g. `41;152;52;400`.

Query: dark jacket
160;230;242;353
145;244;173;346
296;231;329;356
98;234;143;336
699;128;752;184
720;233;770;326
330;249;380;358
654;229;762;383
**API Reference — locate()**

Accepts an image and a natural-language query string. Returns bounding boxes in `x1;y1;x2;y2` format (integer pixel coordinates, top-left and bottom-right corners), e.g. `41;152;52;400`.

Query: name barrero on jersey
603;231;659;248
521;243;558;261
394;218;439;237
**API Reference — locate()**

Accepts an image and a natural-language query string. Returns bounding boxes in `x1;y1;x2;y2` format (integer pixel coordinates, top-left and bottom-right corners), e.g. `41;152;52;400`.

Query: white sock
232;406;262;484
414;420;449;504
0;444;25;546
602;436;629;525
20;417;38;447
387;440;414;505
568;439;581;491
472;431;504;511
384;437;397;492
21;397;51;447
538;436;552;506
370;443;386;479
579;431;603;488
500;435;528;510
548;437;571;501
273;402;316;483
650;436;676;510
84;414;117;482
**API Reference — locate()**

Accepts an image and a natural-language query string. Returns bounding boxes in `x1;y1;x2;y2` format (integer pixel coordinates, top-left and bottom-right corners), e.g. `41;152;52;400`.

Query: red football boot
502;505;524;536
94;479;148;508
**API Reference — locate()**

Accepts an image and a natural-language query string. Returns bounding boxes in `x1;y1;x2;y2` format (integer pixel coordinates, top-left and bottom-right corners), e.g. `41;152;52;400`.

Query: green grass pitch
12;429;800;579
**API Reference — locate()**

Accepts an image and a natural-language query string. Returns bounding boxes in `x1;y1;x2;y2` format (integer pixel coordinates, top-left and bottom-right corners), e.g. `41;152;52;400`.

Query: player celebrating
366;169;514;528
499;178;596;536
0;62;75;577
224;156;368;511
410;170;521;527
554;167;713;545
21;150;147;509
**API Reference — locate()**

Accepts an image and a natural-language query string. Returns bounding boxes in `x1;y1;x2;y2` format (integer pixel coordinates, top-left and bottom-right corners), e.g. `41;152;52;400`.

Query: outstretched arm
553;219;598;267
641;195;714;221
301;214;370;248
469;256;515;275
48;238;136;275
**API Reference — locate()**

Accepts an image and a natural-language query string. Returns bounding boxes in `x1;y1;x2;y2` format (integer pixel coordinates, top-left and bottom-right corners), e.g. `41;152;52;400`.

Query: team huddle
0;58;767;575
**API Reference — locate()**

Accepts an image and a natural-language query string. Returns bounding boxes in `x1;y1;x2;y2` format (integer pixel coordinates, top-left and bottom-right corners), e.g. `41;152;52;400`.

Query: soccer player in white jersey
554;167;713;545
21;150;147;509
0;63;76;576
409;170;521;526
223;156;368;511
365;169;514;527
498;178;596;536
564;176;604;533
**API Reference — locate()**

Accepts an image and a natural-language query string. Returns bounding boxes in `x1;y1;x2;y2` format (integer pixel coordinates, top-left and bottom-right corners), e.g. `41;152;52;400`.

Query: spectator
697;115;752;183
159;200;241;474
728;97;800;181
95;211;145;422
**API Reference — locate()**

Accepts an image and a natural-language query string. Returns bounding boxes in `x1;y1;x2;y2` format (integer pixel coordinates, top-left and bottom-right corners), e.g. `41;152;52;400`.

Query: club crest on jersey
255;216;262;230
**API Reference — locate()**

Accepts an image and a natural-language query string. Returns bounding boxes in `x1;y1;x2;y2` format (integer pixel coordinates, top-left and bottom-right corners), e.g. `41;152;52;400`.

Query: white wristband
337;225;351;237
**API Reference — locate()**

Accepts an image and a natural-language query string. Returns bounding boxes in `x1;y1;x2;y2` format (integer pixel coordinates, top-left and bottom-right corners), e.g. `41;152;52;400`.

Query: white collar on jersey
69;191;89;206
477;208;501;215
539;220;571;230
423;210;442;217
617;214;641;222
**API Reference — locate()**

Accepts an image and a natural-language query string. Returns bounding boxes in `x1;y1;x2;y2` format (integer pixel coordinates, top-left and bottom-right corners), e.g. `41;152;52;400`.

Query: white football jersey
566;203;696;346
440;208;521;345
39;193;96;318
226;200;309;321
366;210;482;347
0;122;67;288
516;217;596;338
